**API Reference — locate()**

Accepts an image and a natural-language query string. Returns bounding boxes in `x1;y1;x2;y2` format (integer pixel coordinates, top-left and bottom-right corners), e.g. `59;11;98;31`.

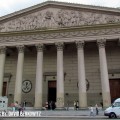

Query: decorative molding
0;46;6;54
35;44;44;52
16;45;24;53
0;28;120;45
0;8;120;32
97;39;106;48
55;42;64;51
76;41;85;49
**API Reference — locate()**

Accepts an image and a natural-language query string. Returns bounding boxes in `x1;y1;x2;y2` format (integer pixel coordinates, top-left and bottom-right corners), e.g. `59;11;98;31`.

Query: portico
0;1;120;109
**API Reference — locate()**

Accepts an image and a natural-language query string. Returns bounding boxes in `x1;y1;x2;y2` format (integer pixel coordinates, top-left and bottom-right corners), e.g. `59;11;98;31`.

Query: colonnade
0;39;111;108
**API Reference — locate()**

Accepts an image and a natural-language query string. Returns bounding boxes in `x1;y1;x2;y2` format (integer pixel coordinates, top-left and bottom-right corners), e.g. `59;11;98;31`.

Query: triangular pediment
0;1;120;33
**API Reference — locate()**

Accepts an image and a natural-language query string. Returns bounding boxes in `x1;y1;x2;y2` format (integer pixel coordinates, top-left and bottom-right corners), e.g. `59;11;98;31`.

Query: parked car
104;98;120;118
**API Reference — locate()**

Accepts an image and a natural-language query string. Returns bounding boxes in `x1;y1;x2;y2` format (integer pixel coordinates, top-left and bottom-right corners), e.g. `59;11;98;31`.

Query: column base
78;107;88;110
55;107;66;110
34;107;43;110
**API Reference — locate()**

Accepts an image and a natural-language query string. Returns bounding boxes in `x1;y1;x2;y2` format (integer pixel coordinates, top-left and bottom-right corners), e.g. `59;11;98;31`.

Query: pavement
0;107;108;118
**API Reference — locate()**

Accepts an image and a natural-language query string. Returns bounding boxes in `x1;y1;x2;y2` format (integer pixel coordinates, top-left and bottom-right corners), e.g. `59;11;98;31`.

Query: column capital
17;45;24;53
35;44;44;52
0;46;6;54
97;39;106;48
55;42;64;51
76;41;85;49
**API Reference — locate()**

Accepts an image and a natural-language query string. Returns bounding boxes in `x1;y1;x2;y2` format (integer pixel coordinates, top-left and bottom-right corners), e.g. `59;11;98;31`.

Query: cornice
0;1;120;22
0;23;120;36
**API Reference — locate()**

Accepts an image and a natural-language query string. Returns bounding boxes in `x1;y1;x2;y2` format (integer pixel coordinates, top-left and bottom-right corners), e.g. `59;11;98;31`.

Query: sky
0;0;120;17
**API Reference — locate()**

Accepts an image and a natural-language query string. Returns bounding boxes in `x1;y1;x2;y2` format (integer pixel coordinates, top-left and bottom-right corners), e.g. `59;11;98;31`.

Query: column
76;41;87;108
0;46;6;96
34;44;44;108
55;42;64;108
14;45;24;104
97;39;111;107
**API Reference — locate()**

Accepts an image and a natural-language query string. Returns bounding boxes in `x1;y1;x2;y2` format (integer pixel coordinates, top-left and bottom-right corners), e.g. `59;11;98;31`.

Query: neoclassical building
0;1;120;109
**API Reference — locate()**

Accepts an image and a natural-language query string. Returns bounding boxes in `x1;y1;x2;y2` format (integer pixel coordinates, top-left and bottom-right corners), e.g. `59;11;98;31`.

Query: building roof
0;1;120;21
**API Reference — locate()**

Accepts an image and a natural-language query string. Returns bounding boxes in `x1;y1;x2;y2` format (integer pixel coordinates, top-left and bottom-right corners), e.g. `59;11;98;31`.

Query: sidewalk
0;108;107;118
39;109;105;117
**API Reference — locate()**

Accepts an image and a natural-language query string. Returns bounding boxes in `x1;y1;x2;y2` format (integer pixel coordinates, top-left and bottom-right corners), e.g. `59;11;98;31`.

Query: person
66;101;69;111
45;101;48;110
89;105;94;116
100;101;103;108
23;99;27;109
49;101;53;110
76;101;79;110
74;101;76;110
95;104;99;115
18;104;22;116
10;102;15;112
14;101;19;111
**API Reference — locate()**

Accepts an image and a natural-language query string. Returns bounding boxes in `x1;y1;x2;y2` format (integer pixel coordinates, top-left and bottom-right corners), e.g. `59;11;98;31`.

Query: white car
104;98;120;118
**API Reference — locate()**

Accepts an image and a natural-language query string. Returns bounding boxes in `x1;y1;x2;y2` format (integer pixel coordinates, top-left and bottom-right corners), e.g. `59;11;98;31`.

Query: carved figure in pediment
42;11;57;28
35;12;42;29
0;24;5;32
105;15;116;23
56;10;67;26
70;11;79;26
0;7;120;32
84;13;99;25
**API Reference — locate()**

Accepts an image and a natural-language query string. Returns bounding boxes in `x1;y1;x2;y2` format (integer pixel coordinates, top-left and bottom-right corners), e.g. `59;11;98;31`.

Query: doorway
2;82;7;96
109;79;120;103
48;81;56;102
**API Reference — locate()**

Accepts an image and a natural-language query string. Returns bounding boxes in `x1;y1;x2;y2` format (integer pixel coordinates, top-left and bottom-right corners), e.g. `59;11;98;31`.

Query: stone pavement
40;109;105;117
0;107;107;118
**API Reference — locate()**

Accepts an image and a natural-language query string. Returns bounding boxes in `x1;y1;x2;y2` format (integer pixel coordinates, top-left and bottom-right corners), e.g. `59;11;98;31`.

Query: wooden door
109;79;120;103
48;81;56;102
2;82;7;96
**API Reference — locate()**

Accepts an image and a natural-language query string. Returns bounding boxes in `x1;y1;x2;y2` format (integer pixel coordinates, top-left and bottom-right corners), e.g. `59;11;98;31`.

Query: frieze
0;8;120;32
0;28;120;45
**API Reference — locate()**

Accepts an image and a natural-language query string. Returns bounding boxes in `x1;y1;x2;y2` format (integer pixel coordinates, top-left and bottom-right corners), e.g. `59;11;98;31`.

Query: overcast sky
0;0;120;17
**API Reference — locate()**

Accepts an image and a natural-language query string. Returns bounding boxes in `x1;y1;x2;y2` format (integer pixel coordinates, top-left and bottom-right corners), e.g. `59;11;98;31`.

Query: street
0;117;116;120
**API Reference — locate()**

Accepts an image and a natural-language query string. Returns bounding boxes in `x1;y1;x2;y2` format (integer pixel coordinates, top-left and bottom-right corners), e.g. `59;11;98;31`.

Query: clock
22;80;32;93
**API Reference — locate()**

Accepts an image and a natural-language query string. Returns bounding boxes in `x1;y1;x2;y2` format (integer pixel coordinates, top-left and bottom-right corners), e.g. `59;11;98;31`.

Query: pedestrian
74;101;76;110
14;101;19;111
95;104;99;115
45;101;48;110
89;105;94;116
49;101;53;110
100;101;103;109
11;102;15;112
18;104;22;116
76;101;79;110
23;99;27;110
66;101;69;110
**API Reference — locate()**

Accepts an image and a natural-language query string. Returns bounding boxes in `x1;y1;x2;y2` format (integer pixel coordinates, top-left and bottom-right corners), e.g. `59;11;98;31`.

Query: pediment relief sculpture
0;8;120;32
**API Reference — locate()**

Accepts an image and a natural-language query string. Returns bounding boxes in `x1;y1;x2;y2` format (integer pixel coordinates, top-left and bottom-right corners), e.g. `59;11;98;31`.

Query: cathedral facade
0;1;120;108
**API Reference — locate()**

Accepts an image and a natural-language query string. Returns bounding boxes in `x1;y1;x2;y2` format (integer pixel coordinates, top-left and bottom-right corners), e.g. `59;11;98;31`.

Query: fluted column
14;45;24;104
76;41;87;108
0;46;6;96
97;39;111;107
55;42;64;108
34;44;44;108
